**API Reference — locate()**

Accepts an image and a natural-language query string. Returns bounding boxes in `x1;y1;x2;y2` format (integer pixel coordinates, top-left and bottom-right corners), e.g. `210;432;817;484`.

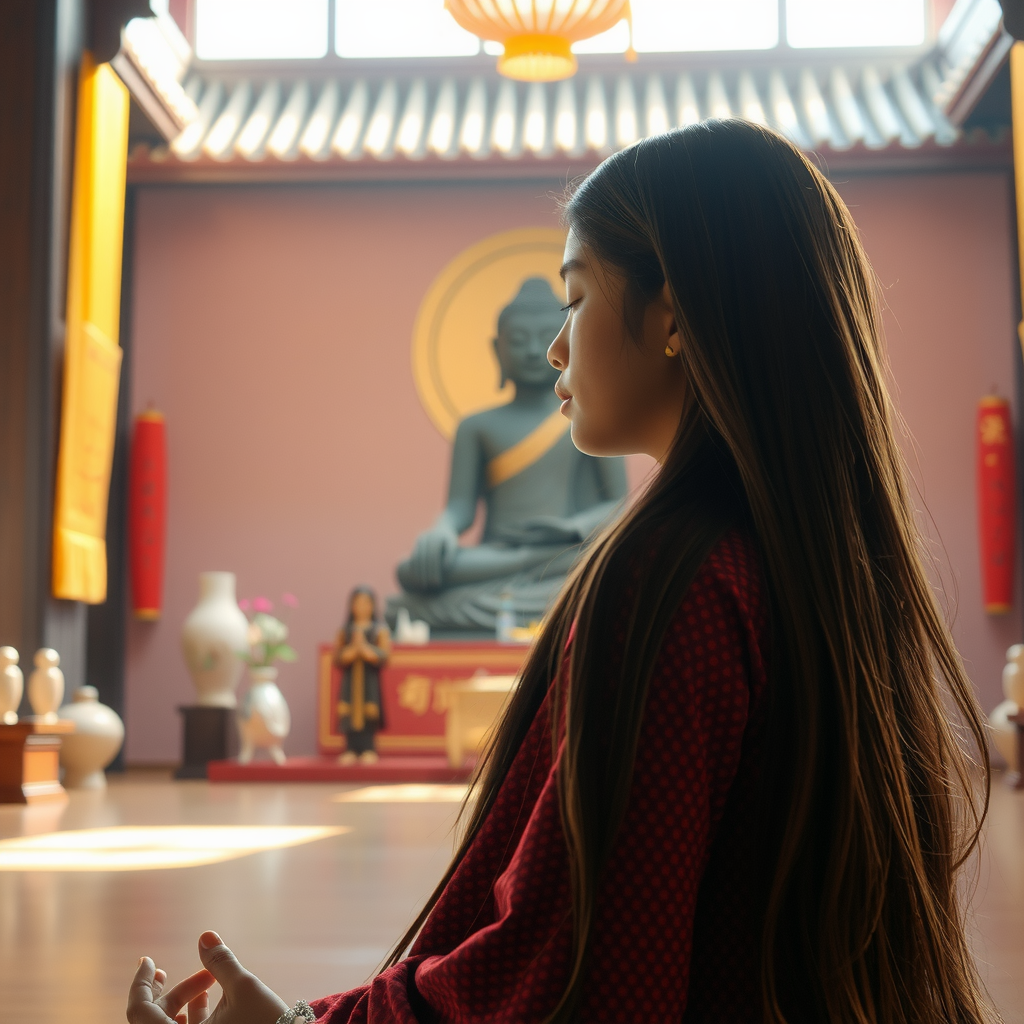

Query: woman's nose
547;326;568;370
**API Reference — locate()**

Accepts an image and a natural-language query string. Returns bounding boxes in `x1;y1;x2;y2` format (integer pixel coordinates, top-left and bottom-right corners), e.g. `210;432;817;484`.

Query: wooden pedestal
1008;712;1024;789
176;706;238;779
0;720;75;804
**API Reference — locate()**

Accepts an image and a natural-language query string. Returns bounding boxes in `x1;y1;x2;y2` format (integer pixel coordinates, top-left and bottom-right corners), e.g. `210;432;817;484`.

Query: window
195;0;329;60
787;0;926;48
335;0;481;58
192;0;931;62
576;0;779;54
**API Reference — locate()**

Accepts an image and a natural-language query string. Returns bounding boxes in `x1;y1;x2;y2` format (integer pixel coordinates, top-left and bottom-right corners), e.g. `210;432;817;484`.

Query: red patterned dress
312;530;770;1023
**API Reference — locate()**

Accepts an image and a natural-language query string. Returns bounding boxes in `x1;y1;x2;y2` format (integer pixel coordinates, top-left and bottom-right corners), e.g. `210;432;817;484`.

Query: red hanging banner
128;410;167;620
977;396;1016;614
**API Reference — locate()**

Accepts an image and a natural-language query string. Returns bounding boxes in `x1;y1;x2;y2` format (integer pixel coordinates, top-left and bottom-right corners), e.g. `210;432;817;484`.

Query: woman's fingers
127;957;176;1023
195;932;290;1022
157;968;216;1018
197;931;250;989
187;990;210;1024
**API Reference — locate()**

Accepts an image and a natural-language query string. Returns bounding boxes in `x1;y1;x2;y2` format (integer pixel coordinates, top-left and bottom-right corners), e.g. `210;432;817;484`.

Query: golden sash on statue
486;410;571;488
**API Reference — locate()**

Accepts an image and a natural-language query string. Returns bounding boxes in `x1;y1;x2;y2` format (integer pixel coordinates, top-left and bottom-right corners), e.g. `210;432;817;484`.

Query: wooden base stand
0;721;75;804
176;706;238;779
1008;712;1024;789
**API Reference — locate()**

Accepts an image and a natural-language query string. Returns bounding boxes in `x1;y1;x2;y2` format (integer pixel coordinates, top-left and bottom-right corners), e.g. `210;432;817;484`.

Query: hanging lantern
128;410;167;620
977;396;1016;614
445;0;634;82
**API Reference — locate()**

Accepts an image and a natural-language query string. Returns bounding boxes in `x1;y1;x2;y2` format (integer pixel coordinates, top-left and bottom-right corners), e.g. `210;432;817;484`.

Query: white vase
58;686;125;789
992;644;1024;770
28;648;64;722
1004;644;1024;706
0;647;23;725
238;666;290;766
181;572;249;708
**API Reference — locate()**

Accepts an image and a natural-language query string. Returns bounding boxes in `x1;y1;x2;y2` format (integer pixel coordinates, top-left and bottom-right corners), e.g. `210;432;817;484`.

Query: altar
207;640;530;783
317;641;530;756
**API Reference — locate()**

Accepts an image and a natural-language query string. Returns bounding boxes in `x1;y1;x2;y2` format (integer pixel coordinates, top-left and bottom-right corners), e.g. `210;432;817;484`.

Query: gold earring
665;345;675;357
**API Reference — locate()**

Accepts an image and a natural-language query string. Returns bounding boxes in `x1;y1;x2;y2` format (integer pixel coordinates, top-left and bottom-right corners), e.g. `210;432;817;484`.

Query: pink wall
840;172;1021;715
125;171;1021;762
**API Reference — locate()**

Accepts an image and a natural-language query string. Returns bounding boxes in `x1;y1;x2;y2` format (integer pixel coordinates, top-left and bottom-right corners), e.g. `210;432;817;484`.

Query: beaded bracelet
275;1000;316;1024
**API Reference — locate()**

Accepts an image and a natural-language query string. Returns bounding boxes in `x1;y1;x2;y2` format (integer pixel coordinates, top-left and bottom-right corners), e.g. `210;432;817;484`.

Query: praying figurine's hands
127;932;289;1024
403;525;459;591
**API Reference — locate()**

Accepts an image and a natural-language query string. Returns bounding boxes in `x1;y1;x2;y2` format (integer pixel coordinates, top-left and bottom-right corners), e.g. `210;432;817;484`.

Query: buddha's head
494;277;565;389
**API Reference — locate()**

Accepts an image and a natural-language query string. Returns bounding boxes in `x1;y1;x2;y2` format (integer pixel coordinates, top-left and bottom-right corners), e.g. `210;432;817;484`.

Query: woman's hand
126;957;214;1024
127;932;290;1024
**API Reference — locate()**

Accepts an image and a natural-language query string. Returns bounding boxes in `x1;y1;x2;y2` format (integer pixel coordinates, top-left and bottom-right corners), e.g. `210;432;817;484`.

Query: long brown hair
386;120;994;1023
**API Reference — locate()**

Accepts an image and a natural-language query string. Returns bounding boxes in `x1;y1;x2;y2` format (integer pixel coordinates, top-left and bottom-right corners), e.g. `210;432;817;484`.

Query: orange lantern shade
444;0;634;82
977;396;1016;614
128;410;167;620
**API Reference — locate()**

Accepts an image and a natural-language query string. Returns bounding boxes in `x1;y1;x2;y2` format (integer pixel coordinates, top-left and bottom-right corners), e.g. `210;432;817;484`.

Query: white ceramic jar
990;644;1024;769
238;666;290;765
181;572;249;708
28;648;64;722
0;647;23;725
58;686;125;789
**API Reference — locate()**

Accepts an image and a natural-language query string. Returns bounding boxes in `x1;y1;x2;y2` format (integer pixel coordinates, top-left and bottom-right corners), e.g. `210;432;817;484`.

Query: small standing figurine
0;647;23;724
28;648;64;723
334;587;391;765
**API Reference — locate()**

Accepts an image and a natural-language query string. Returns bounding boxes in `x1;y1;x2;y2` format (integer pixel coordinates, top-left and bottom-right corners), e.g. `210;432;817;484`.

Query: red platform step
206;754;472;784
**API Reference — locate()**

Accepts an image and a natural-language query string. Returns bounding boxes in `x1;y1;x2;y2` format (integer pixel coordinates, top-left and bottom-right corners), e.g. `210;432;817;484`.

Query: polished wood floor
1;770;1024;1022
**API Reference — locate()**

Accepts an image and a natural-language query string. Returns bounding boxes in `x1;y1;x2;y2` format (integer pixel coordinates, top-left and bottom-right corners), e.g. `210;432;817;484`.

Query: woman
128;121;994;1024
334;586;390;766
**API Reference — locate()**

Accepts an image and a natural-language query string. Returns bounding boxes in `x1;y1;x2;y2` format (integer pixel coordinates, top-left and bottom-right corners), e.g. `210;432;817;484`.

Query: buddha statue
389;277;627;634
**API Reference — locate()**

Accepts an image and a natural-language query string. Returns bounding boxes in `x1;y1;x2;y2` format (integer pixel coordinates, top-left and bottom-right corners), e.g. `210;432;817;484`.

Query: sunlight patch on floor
333;784;471;803
0;825;349;871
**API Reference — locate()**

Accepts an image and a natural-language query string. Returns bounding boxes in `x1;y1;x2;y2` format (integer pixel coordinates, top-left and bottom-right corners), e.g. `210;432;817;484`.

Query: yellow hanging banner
52;54;129;603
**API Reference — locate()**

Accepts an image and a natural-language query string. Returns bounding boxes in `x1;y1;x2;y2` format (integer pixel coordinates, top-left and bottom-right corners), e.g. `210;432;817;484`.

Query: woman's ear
649;281;679;356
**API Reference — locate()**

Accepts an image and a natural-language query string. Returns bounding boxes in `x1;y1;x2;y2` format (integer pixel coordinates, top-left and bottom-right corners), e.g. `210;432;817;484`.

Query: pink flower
253;596;273;613
238;598;251;612
282;592;298;608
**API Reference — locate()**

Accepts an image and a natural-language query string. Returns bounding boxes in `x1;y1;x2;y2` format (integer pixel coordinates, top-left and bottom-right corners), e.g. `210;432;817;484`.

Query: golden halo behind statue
412;227;567;439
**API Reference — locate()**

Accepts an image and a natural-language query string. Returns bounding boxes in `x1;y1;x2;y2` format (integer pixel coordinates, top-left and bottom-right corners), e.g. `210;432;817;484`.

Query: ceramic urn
181;572;249;708
58;686;125;789
28;648;64;722
238;666;290;766
990;644;1024;769
0;647;23;725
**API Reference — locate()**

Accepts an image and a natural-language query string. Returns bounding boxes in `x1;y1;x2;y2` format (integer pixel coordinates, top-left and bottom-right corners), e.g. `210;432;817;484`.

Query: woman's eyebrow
559;257;586;280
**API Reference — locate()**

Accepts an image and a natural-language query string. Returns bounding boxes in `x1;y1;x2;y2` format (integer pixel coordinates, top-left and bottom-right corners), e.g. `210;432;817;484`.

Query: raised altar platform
207;754;473;783
317;640;530;755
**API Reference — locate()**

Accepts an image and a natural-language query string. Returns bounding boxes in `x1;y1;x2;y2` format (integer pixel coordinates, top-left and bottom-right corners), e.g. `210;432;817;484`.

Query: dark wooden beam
0;0;88;695
86;186;135;767
90;0;151;64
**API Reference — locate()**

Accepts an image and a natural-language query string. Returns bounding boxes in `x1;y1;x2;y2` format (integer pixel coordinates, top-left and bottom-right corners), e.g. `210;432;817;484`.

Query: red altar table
317;641;531;756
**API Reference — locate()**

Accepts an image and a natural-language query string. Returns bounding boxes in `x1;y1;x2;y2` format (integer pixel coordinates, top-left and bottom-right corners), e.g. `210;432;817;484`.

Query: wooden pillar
0;0;89;699
86;186;135;767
